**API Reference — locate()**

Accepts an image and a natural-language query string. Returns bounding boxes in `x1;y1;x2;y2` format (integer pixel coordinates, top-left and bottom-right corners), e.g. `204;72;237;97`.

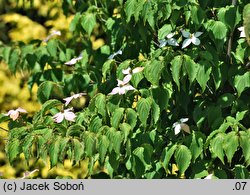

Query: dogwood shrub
0;0;250;179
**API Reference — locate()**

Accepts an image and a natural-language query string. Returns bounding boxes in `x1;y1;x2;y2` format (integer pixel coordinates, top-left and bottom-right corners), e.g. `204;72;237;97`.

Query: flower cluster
52;92;86;123
109;67;144;95
4;107;27;121
172;118;190;135
158;30;203;49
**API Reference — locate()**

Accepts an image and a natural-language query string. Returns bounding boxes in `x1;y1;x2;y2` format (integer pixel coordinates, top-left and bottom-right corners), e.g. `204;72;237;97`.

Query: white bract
4;107;27;121
63;93;86;106
109;78;135;95
43;30;61;42
64;53;83;65
52;108;76;123
204;174;213;179
181;30;203;49
122;67;144;83
108;49;122;59
172;118;190;135
238;26;246;38
159;32;179;47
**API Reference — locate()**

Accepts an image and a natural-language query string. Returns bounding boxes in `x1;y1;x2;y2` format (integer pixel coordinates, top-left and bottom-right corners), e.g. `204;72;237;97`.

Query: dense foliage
0;0;250;179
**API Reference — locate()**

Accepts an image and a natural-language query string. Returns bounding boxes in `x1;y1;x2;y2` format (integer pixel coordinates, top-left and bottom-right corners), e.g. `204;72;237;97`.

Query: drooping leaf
234;72;250;96
110;108;124;129
161;144;178;172
125;108;138;129
170;55;183;90
72;138;84;162
210;133;225;164
81;12;96;36
136;97;152;127
49;137;61;167
239;131;250;162
98;135;109;163
174;145;192;176
144;60;164;86
223;131;239;164
183;55;199;84
6;138;21;163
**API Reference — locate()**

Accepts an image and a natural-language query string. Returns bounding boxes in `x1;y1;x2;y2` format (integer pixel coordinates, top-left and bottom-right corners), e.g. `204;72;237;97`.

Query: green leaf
217;6;241;30
124;0;144;22
236;110;248;122
69;12;81;32
216;93;235;108
190;6;206;26
125;108;138;129
66;124;85;137
196;61;212;92
47;40;58;58
81;13;96;36
72;138;84;162
174;145;192;175
49;137;60;167
210;133;225;164
119;123;131;143
59;137;70;162
6;138;20;163
89;115;102;133
37;81;64;103
152;86;170;111
161;144;178;172
134;145;153;165
98;135;109;163
170;55;183;90
22;135;34;161
234;72;250;96
183;55;199;84
41;99;62;116
111;108;124;129
234;165;249;179
207;20;228;40
102;60;115;80
136;97;152;127
189;132;204;162
151;99;160;124
239;131;250;162
158;24;172;39
113;131;123;154
9;48;19;73
144;60;164;86
95;94;106;117
84;132;96;157
223;131;239;164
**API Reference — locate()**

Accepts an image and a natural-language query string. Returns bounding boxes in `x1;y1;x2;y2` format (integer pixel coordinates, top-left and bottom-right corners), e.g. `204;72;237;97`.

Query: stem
226;0;238;64
0;126;8;132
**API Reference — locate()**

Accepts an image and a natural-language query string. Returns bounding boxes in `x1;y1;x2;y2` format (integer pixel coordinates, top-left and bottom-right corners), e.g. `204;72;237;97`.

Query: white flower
108;49;122;59
172;118;190;135
181;30;203;49
109;78;135;95
63;93;86;106
43;30;61;42
52;108;76;123
4;108;27;121
238;26;246;38
204;174;213;179
64;53;83;65
159;33;179;47
122;67;144;83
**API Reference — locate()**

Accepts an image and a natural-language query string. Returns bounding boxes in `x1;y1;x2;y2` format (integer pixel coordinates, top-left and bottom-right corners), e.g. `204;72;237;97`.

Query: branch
226;0;238;64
